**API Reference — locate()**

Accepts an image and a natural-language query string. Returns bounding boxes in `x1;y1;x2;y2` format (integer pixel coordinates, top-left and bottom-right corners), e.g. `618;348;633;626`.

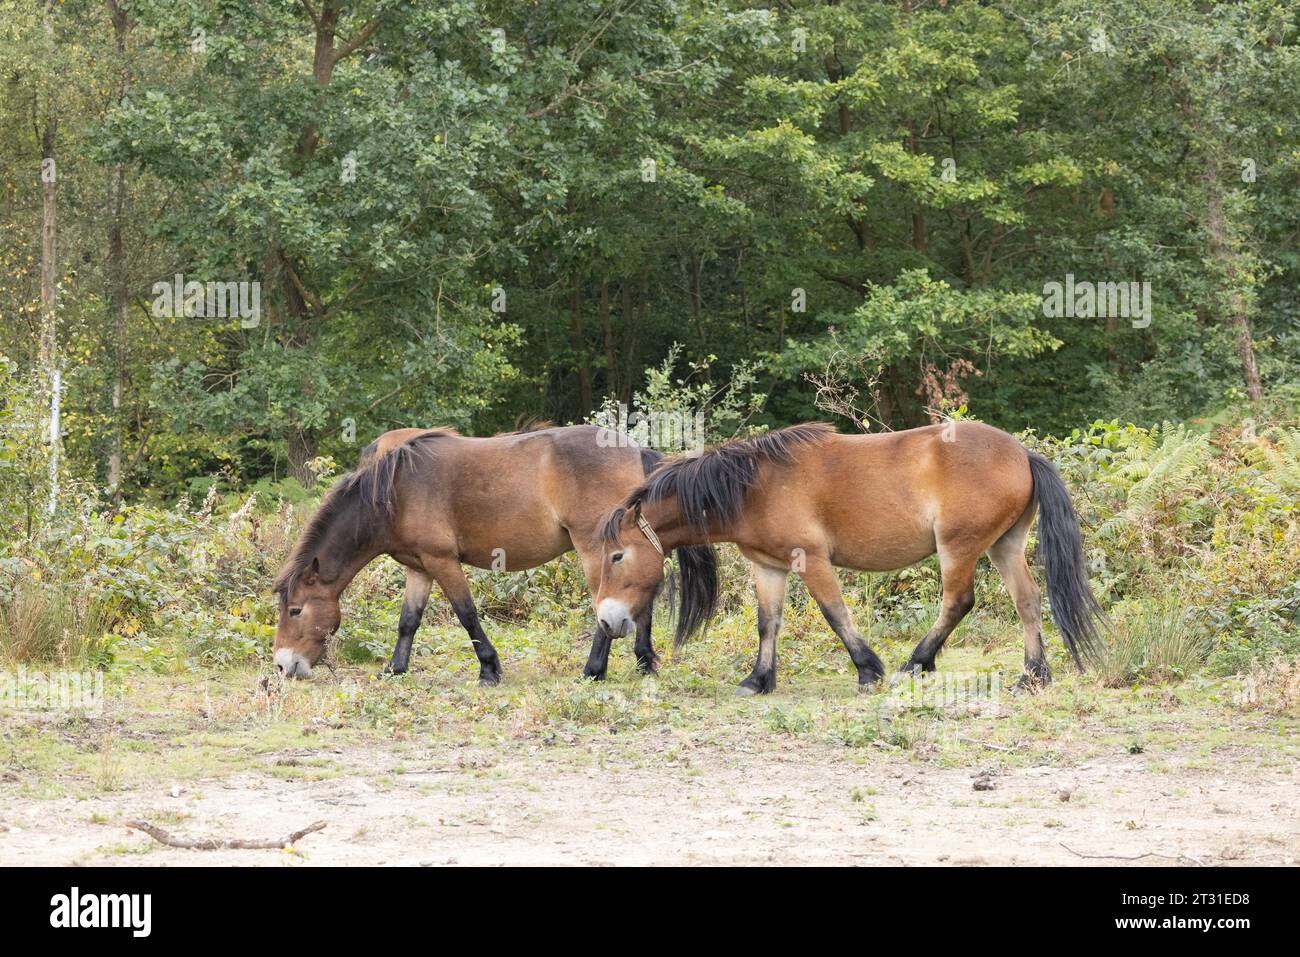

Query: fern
1097;426;1211;539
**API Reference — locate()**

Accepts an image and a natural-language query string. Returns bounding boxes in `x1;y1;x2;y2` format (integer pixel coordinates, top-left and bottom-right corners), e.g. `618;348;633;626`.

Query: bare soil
3;728;1296;866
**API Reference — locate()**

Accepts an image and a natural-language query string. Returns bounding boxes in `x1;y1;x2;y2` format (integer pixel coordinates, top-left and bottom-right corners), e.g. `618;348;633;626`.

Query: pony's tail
1027;451;1106;668
672;544;719;647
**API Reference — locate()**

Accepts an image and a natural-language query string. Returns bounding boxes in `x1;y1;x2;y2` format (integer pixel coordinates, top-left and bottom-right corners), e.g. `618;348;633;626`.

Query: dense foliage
3;0;1298;494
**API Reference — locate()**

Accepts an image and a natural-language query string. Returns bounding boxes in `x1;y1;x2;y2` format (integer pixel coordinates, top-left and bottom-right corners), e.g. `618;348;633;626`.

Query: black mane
601;422;836;542
273;432;449;599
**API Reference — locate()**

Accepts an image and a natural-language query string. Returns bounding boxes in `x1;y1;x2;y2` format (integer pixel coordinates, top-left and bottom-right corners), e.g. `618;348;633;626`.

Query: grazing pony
272;425;715;682
592;421;1104;694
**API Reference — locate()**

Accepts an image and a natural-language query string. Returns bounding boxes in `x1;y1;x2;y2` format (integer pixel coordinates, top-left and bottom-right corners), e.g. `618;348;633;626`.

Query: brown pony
272;425;716;682
591;421;1104;694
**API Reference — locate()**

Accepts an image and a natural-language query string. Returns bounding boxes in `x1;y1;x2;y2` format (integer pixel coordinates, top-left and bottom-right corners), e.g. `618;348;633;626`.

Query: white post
48;367;60;515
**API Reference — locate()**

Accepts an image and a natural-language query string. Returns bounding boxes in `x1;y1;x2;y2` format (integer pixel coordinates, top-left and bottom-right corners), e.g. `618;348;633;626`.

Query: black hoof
1013;658;1051;695
896;658;935;676
858;674;884;693
478;665;502;687
380;664;408;677
581;667;607;681
1013;673;1050;695
736;672;775;696
635;655;660;676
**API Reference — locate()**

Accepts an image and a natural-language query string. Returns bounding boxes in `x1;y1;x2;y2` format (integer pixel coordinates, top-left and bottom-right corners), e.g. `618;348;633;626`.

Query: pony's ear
629;498;643;522
301;556;321;585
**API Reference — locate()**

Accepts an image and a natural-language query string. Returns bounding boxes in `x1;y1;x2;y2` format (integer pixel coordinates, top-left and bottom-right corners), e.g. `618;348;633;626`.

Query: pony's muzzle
274;648;313;679
597;599;633;638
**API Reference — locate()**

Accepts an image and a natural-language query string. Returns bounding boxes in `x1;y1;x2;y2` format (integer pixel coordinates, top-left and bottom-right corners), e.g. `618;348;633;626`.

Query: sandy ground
3;734;1296;866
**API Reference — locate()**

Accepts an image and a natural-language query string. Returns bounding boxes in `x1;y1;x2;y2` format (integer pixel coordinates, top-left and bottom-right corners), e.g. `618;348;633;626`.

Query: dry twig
1059;842;1205;866
126;819;326;850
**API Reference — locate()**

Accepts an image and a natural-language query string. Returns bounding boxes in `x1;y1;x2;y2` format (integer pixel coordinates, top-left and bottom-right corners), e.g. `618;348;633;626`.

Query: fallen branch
126;819;326;850
955;736;1014;753
1058;842;1205;866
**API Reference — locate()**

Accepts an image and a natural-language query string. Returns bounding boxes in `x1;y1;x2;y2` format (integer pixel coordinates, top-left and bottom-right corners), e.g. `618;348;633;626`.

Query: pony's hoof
478;671;502;688
636;657;660;676
581;667;607;681
1012;674;1049;695
735;675;773;697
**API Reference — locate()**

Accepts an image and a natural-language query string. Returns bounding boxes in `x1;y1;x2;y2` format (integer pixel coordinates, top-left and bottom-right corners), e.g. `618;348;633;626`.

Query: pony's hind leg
895;548;977;681
428;559;503;686
384;569;433;675
987;515;1049;692
736;561;789;696
798;556;886;691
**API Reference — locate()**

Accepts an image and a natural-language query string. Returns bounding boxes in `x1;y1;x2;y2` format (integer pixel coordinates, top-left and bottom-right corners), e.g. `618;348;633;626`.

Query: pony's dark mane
273;431;452;600
600;422;837;543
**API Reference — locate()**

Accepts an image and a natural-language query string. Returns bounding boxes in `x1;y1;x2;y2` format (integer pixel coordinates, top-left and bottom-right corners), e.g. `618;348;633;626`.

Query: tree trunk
105;0;130;497
276;1;382;477
599;279;616;399
1204;165;1264;401
906;121;927;255
39;123;58;368
620;279;637;404
690;252;708;352
569;280;592;417
286;428;319;488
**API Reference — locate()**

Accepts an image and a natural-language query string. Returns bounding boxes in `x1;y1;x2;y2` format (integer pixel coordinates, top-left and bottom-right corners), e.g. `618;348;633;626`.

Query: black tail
637;445;718;646
672;542;719;647
1027;451;1105;668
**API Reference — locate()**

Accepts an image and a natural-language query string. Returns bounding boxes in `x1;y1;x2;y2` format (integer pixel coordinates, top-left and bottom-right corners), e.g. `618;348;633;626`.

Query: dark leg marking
384;602;425;675
898;589;975;676
633;608;659;675
450;598;502;686
583;628;613;681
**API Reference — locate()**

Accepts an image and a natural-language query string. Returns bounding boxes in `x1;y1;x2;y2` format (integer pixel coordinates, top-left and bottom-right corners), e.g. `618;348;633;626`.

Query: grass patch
1096;601;1212;687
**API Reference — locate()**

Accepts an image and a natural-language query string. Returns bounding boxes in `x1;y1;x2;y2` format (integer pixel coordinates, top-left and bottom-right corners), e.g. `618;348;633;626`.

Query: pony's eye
289;607;304;618
610;552;625;565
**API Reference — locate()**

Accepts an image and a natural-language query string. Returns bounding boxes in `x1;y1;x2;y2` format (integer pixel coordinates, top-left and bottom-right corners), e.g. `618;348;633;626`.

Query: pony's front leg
383;569;432;675
582;628;613;680
430;560;502;686
633;607;659;675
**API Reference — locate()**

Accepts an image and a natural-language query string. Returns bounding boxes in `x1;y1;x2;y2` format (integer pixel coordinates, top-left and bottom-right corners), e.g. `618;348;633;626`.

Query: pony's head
272;557;340;678
594;503;672;639
595;500;720;648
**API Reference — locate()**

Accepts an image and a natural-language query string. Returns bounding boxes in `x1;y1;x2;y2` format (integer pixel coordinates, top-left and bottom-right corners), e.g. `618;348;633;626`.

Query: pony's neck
316;516;391;600
641;497;725;550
